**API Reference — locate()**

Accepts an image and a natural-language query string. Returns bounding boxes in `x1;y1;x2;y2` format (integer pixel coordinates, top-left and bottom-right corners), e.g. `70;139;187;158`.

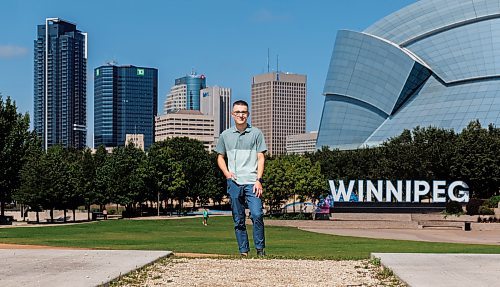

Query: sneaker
240;252;248;257
256;249;266;256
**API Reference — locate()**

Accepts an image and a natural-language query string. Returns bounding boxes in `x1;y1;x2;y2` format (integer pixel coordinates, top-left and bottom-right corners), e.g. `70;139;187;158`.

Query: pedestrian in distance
203;208;209;226
215;100;267;257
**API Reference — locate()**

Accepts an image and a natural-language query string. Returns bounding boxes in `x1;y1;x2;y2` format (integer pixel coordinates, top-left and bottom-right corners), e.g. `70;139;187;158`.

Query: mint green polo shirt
215;124;267;185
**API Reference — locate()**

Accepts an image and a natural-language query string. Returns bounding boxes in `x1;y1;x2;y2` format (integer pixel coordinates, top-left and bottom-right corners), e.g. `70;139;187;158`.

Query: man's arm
253;152;265;198
217;154;235;179
257;152;265;179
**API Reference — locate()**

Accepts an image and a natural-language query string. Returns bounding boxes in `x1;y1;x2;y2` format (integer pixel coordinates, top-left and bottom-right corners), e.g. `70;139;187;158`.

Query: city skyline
0;0;416;147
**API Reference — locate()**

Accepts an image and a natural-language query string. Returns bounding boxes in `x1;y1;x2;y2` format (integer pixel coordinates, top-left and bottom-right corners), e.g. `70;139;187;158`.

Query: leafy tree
94;145;110;209
379;129;420;180
208;152;227;207
380;126;457;181
16;137;44;222
41;145;75;222
99;143;146;216
295;159;329;207
452;121;500;198
263;155;328;213
146;142;185;214
262;156;290;213
0;95;33;216
157;137;213;211
79;148;99;220
64;148;86;221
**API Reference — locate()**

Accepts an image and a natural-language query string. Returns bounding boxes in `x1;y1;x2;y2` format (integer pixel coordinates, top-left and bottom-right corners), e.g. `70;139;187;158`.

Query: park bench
45;216;70;222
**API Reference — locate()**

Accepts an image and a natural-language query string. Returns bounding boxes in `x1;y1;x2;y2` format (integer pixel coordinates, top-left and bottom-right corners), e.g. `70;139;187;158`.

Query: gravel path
112;257;404;287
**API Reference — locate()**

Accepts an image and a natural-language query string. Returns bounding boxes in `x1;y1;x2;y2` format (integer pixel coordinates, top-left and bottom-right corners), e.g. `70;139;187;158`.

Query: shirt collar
232;124;252;134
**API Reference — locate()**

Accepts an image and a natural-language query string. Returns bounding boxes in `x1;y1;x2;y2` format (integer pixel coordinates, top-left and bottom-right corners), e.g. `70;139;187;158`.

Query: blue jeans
227;179;265;253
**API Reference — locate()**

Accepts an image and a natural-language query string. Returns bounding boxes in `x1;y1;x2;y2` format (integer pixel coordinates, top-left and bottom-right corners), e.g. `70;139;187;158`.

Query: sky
0;0;416;147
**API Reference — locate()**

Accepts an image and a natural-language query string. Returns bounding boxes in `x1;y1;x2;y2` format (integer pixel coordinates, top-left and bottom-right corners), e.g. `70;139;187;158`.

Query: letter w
329;180;355;202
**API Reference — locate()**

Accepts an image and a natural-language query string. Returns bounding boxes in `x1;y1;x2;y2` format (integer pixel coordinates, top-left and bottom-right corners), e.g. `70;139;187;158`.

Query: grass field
1;217;500;259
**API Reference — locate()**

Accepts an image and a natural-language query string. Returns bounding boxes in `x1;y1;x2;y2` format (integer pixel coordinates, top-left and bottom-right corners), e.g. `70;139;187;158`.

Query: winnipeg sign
329;180;469;203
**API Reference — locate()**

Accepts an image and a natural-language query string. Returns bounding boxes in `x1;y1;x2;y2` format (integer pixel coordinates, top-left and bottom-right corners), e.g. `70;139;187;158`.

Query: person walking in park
215;100;267;257
202;208;209;226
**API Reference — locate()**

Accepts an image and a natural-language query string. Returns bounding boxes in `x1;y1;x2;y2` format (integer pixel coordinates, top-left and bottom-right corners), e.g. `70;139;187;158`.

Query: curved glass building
317;0;500;150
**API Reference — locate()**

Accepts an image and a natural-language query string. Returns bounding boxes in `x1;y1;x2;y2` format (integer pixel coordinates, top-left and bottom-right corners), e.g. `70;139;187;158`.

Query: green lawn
1;217;499;259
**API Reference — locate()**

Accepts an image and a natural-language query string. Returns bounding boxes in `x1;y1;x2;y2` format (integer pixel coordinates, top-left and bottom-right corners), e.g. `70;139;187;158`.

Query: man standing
215;100;267;257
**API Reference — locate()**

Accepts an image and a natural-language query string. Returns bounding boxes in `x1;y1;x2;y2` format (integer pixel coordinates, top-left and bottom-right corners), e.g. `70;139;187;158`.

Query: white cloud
0;45;28;59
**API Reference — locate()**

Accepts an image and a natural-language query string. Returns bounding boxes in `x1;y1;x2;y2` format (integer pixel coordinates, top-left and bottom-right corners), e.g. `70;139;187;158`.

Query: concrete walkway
300;227;500;245
372;253;500;287
0;249;171;287
264;219;500;245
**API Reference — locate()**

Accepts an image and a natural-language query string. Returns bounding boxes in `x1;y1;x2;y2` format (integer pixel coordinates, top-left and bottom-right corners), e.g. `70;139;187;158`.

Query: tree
41;145;75;222
64;148;86;221
452;121;500;198
99;143;146;216
0;95;33;217
146;142;185;214
295;159;328;207
207;152;227;207
79;147;99;220
156;137;213;211
263;155;328;213
16;137;44;222
94;145;110;210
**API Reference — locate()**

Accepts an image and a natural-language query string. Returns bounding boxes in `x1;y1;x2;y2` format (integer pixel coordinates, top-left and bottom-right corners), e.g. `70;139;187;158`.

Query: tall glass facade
174;74;206;110
33;19;87;149
94;65;158;149
317;0;500;150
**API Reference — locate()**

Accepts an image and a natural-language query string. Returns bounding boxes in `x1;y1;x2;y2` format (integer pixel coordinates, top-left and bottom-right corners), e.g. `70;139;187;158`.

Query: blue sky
0;0;415;146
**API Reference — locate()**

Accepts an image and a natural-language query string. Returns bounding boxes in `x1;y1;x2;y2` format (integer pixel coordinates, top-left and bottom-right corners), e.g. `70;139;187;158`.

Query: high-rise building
125;133;145;151
200;86;231;141
155;110;215;151
164;73;206;113
34;18;87;149
94;64;158;149
251;72;307;156
286;132;318;155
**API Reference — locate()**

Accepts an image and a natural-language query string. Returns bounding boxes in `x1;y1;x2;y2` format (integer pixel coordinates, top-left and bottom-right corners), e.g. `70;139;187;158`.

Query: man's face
232;104;249;125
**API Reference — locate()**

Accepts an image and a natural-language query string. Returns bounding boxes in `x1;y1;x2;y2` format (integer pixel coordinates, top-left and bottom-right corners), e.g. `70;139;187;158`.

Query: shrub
466;199;484;215
484;195;500;208
479;206;495;215
445;201;463;215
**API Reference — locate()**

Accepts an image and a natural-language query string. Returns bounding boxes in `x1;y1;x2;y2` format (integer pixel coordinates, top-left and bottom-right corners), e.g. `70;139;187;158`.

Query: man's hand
225;172;236;180
253;181;263;198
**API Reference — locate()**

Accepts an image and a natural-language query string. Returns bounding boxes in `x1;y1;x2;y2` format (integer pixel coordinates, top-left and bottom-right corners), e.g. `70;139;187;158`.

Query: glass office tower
94;65;158;149
317;0;500;150
164;73;206;113
33;18;87;149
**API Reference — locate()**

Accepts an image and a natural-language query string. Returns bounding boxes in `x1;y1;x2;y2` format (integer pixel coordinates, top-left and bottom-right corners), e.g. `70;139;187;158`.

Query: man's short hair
233;100;248;108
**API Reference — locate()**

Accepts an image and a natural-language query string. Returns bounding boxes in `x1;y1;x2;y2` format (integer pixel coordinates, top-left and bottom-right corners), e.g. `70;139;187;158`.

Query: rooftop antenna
276;54;279;73
267;48;270;73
